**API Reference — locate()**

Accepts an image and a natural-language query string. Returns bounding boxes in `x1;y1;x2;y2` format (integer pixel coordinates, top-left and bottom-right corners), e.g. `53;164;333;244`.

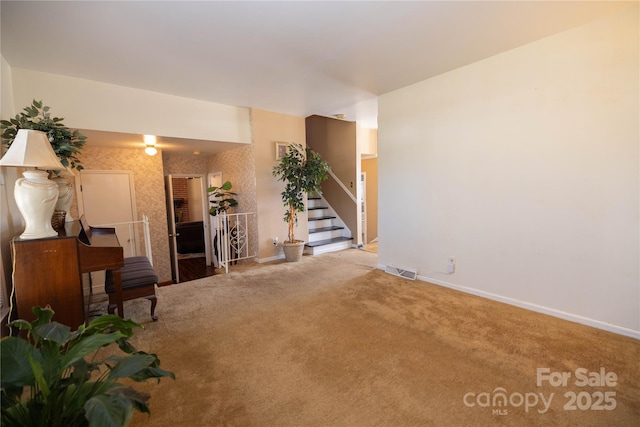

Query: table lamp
0;129;66;239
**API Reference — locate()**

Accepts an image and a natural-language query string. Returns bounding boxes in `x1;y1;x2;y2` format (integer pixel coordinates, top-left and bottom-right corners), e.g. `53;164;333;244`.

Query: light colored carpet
99;249;639;426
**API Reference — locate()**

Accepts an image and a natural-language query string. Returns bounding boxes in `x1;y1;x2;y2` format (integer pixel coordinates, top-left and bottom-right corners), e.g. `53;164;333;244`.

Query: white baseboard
258;253;284;263
376;265;639;340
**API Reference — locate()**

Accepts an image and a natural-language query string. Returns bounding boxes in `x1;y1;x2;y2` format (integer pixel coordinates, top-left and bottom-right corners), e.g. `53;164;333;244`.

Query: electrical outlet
447;257;456;274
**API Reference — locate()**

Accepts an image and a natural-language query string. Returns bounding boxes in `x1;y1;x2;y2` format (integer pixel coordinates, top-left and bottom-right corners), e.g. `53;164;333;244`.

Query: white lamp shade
0;129;65;170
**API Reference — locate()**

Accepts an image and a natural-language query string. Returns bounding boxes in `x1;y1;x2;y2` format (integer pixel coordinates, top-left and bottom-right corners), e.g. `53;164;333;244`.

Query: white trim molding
376;265;639;340
328;170;358;204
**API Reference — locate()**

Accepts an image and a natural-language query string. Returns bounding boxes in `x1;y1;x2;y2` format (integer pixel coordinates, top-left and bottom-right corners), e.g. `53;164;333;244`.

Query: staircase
305;195;353;255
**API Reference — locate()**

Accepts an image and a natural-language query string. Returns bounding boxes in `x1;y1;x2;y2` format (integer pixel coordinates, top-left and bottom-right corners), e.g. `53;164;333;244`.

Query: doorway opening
165;174;215;283
178;256;216;282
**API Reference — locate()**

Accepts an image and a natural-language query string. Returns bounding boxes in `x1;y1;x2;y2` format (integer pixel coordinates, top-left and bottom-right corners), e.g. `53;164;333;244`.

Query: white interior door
78;170;137;291
79;171;137;254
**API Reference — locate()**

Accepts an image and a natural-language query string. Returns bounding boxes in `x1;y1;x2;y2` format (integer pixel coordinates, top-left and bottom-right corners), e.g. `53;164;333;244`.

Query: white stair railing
95;215;153;264
328;169;358;204
215;212;256;273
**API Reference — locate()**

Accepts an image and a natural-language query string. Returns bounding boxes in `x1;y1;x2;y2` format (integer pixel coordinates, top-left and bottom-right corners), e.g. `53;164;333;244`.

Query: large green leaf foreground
1;306;174;427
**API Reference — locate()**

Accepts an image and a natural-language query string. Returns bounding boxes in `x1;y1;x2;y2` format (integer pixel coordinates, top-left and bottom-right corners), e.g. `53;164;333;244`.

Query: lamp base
53;176;75;222
15;170;59;240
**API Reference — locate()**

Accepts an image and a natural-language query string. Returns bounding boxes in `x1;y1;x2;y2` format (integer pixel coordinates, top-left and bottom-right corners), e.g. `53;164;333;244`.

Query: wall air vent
385;265;417;280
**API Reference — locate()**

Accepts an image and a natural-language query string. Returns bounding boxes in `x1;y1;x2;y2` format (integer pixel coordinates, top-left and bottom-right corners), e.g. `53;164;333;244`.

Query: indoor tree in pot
272;143;329;262
1;99;87;223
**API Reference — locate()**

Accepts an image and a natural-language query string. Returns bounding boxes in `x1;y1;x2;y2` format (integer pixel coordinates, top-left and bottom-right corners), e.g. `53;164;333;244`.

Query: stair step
308;206;329;211
309;226;344;234
308;215;336;221
308;196;321;200
305;236;353;248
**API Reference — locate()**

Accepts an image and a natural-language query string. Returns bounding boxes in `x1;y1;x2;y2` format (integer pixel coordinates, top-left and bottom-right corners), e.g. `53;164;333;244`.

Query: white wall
9;68;252;144
0;56;15;119
0;55;20;240
378;6;639;337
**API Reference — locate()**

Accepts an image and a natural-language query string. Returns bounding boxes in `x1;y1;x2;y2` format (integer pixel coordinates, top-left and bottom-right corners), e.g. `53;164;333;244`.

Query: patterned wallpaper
207;145;258;259
75;145;171;282
162;152;208;175
77;141;259;281
77;145;257;282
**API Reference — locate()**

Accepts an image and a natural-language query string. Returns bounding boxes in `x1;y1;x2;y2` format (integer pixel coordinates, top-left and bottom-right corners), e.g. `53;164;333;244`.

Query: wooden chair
105;256;158;321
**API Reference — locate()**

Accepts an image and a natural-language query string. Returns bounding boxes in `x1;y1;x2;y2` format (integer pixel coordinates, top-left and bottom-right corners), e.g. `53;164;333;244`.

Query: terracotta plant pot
282;240;305;262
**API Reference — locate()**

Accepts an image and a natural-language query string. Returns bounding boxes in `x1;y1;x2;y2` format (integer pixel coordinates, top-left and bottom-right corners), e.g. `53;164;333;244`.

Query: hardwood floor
178;257;217;282
362;242;378;253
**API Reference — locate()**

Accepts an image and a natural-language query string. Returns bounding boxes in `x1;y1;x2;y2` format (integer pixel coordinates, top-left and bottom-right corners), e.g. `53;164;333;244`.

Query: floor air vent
385;265;417;280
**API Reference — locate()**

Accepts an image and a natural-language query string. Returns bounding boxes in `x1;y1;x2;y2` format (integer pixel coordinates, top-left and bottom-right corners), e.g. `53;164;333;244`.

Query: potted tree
1;100;87;223
272;143;329;262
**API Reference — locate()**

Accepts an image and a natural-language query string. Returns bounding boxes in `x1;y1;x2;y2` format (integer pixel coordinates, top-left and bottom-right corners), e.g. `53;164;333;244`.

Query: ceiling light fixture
144;134;157;156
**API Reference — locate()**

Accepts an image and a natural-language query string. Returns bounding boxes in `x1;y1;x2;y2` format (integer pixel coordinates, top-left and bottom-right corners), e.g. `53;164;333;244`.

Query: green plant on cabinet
0;99;86;173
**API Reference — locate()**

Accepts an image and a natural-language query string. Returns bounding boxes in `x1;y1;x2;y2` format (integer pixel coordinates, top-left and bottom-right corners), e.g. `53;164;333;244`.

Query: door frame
166;174;212;283
165;176;179;283
360;172;367;245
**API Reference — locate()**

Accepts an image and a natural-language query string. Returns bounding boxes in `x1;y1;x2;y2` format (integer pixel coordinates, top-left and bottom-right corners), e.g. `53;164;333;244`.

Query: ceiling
1;1;632;154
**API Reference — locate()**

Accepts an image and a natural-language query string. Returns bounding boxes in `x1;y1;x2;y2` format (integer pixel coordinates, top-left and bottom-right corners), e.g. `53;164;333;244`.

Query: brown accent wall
306;115;359;240
306;115;357;198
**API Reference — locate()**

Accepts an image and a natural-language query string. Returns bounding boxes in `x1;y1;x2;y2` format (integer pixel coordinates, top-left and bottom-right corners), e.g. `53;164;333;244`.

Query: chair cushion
105;256;158;293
